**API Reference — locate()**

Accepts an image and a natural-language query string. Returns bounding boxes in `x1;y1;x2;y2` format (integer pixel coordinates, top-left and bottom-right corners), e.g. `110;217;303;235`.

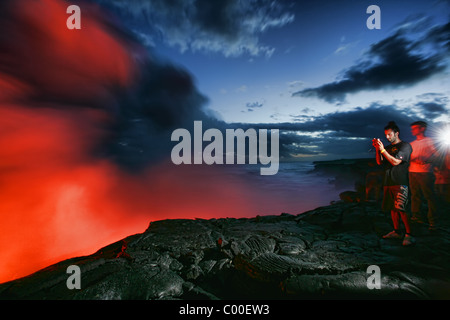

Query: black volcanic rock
1;201;450;300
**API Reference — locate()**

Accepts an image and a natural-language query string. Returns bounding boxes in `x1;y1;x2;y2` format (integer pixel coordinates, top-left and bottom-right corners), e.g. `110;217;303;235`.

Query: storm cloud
293;21;450;103
234;103;426;159
416;101;449;120
93;0;295;57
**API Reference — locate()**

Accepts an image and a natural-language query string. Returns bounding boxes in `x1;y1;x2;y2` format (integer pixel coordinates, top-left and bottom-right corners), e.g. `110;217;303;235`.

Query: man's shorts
382;185;409;212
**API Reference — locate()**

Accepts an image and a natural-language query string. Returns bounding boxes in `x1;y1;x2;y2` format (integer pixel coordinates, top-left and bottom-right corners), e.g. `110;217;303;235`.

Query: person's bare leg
399;211;412;234
391;210;400;231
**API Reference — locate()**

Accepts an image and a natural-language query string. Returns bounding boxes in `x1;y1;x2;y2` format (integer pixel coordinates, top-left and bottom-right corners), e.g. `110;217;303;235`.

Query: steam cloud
0;0;283;283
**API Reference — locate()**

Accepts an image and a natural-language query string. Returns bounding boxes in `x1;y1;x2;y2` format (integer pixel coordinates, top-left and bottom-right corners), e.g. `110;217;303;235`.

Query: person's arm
427;140;442;168
373;139;402;166
375;147;383;166
380;148;402;166
373;138;383;165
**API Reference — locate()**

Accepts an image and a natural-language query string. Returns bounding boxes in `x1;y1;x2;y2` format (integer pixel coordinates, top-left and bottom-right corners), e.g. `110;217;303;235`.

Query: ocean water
223;161;355;216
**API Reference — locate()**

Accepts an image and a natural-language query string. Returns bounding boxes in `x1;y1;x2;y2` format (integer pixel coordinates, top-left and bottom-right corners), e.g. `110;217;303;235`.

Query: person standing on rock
372;121;414;246
408;121;439;230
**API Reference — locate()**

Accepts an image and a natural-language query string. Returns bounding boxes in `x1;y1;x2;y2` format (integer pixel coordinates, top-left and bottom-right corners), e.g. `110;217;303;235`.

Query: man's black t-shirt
382;141;412;186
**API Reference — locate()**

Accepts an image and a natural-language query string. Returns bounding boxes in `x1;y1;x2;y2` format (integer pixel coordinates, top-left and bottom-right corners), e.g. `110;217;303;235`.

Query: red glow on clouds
0;0;138;283
1;0;136;102
0;0;283;283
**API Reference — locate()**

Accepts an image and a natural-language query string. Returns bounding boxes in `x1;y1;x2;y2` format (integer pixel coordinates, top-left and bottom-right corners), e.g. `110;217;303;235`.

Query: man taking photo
373;121;414;246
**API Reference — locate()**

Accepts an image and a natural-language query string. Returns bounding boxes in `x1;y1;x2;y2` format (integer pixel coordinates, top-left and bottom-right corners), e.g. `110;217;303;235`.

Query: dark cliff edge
1;159;449;300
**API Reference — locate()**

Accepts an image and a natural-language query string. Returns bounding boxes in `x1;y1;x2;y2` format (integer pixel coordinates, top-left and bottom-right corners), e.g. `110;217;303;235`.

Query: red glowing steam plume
0;0;139;283
0;0;286;283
